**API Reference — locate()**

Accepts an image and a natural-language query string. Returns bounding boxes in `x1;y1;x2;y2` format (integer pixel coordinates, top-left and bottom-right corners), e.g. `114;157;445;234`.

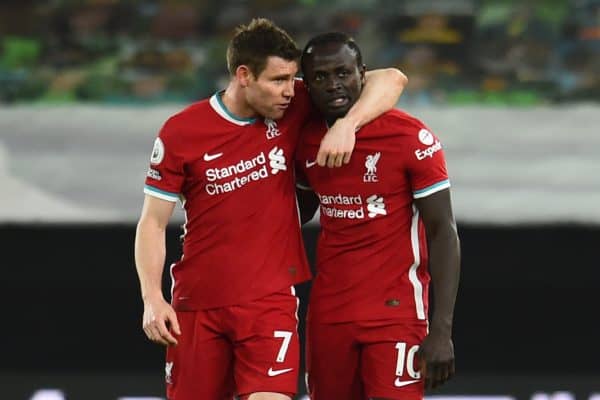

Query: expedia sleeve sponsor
405;127;450;198
414;140;443;161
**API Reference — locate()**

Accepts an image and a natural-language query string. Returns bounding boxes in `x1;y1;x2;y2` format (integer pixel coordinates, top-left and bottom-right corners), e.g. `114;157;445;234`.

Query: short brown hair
226;18;301;77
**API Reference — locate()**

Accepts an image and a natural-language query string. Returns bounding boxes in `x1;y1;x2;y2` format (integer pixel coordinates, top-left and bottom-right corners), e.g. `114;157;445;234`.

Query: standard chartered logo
318;193;387;219
366;195;387;218
205;146;286;195
319;193;364;219
269;146;287;174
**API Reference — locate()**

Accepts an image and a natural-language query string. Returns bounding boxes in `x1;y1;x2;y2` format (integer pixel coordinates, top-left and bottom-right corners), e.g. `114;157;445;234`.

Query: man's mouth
327;96;349;107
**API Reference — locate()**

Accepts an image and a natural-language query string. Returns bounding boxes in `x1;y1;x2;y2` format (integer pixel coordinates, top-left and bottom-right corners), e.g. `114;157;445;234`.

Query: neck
221;81;257;119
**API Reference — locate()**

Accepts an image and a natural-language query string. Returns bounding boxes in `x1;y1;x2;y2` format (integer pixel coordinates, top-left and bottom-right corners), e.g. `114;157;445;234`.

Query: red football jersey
296;109;450;323
144;80;312;310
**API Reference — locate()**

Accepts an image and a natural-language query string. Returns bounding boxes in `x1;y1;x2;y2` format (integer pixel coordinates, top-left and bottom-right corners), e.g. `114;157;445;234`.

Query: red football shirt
144;80;312;310
296;109;450;323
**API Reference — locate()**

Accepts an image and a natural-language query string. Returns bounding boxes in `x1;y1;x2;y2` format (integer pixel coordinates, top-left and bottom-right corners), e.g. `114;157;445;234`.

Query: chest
300;137;406;196
187;119;299;186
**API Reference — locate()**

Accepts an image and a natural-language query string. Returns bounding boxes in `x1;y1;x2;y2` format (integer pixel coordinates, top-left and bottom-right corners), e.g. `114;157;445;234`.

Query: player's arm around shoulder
317;68;408;167
415;189;461;389
363;67;408;101
135;195;181;346
344;67;407;128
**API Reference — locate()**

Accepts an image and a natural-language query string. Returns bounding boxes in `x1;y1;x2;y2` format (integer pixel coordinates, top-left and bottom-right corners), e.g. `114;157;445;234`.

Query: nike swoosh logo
204;152;223;161
267;367;294;377
394;378;420;387
305;160;317;168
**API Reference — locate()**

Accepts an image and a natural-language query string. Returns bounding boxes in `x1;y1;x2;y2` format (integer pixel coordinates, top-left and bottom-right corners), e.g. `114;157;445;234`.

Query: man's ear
236;65;253;88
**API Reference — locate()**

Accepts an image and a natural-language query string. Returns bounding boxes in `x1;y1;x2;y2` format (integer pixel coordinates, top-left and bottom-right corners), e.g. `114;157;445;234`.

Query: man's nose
283;80;294;98
326;77;342;92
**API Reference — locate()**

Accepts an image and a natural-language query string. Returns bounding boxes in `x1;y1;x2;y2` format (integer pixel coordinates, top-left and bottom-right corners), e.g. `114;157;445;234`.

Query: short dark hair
301;32;363;74
227;18;301;77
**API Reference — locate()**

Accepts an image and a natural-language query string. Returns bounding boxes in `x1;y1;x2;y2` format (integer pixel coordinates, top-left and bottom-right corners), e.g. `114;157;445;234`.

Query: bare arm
317;68;408;167
135;195;180;346
414;188;461;390
347;68;408;129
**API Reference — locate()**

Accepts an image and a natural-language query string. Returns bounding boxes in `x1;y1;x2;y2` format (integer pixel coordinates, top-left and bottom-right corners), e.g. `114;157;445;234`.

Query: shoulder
290;78;308;104
166;99;211;129
362;109;428;137
159;98;212;140
294;78;307;93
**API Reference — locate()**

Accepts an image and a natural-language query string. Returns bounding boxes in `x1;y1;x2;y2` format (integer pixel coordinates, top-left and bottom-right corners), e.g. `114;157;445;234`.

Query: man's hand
317;117;357;167
417;331;455;390
142;294;181;346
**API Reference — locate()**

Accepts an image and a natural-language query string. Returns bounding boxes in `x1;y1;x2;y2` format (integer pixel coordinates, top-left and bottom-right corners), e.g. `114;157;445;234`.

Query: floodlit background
0;0;598;399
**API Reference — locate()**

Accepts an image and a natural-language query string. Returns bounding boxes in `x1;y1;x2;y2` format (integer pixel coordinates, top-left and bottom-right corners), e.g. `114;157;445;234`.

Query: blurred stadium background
0;0;598;399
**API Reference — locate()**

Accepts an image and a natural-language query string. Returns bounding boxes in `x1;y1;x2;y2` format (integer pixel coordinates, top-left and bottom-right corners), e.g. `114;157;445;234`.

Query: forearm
428;224;461;335
135;219;167;300
344;68;407;129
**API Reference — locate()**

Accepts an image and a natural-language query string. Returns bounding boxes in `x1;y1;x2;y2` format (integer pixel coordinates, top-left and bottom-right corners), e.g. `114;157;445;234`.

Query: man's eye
338;71;349;78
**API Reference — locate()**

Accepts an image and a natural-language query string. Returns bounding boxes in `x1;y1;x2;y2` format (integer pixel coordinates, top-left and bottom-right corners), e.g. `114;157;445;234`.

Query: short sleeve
400;124;450;199
143;119;185;202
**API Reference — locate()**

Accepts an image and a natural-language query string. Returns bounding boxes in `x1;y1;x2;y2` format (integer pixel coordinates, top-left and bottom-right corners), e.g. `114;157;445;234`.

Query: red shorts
306;318;427;400
165;287;300;400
